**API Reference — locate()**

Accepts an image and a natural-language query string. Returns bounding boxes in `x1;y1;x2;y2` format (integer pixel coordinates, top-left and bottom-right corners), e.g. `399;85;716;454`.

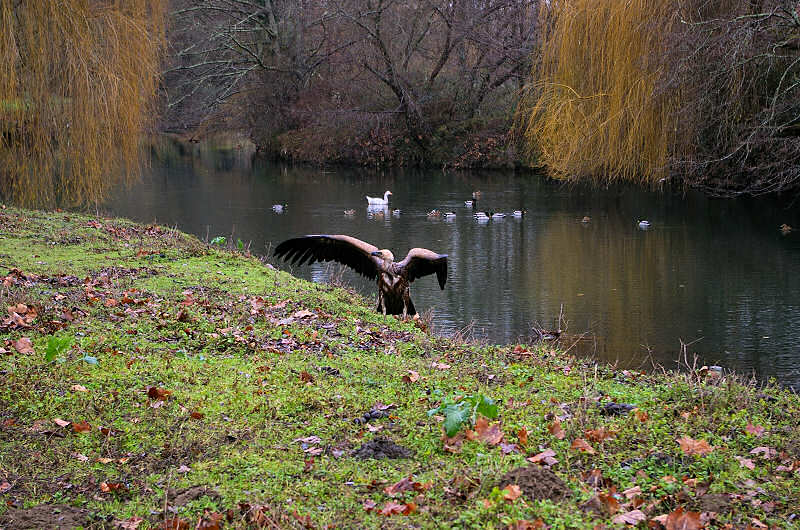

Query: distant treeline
2;0;799;207
162;0;538;169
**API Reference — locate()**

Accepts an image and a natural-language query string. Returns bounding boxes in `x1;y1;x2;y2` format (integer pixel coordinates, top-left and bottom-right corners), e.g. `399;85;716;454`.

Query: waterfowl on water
464;200;474;207
274;235;448;317
491;212;506;219
272;204;286;213
581;216;591;223
427;209;442;218
512;210;525;218
472;191;482;199
780;223;793;234
443;212;456;218
344;209;356;216
638;220;651;229
392;209;401;217
366;190;392;205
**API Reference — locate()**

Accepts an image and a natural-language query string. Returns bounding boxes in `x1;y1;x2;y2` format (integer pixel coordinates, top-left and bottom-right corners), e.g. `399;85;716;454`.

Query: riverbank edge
0;206;798;529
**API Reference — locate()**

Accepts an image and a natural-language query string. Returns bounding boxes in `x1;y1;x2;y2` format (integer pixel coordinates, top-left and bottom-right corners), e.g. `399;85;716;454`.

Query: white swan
366;190;392;205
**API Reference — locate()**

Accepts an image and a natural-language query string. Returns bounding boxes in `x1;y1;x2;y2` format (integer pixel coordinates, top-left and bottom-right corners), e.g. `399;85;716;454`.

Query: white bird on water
464;200;474;207
272;204;286;213
366;190;392;205
637;220;651;229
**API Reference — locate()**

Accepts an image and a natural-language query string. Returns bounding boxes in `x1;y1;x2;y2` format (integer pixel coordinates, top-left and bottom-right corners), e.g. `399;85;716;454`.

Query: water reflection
105;141;800;387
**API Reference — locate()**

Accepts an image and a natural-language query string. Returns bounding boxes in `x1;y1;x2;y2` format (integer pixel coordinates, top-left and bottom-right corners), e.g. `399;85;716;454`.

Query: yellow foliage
0;0;166;207
518;0;688;185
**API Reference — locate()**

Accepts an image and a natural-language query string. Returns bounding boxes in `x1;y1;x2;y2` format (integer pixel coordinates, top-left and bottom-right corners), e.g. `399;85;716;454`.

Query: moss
0;206;798;528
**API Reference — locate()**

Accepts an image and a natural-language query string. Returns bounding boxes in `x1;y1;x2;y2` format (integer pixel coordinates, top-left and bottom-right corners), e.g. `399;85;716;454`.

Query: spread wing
397;248;448;289
273;235;382;280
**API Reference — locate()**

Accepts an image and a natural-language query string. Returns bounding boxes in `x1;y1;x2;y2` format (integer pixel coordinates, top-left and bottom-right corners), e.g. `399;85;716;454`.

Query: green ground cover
0;206;798;529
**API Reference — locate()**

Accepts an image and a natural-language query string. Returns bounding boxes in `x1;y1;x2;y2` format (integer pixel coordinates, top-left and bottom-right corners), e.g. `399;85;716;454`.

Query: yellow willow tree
0;0;166;207
517;0;689;185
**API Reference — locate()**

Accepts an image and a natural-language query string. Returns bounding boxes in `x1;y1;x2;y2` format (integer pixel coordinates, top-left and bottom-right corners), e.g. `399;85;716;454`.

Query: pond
104;140;800;388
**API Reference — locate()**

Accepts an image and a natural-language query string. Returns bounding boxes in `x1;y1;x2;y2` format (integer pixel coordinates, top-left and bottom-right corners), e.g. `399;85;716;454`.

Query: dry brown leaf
72;420;91;433
402;370;420;383
70;384;89;393
745;422;765;437
53;418;71;428
664;507;702;530
548;419;565;440
472;417;504;445
502;484;522;502
676;436;714;456
571;438;596;454
12;337;34;354
612;509;646;525
527;448;559;466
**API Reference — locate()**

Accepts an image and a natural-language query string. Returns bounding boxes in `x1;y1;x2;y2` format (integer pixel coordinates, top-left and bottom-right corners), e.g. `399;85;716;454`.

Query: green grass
1;206;798;528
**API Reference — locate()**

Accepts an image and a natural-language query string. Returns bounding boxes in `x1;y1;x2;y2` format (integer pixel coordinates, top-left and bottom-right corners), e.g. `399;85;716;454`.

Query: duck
581;216;591;223
427;209;442;218
512;210;525;218
443;212;456;218
464;200;474;207
474;212;490;222
272;204;287;213
370;209;386;219
472;191;482;199
344;209;356;216
366;190;392;205
780;223;793;234
637;220;651;229
491;212;506;219
392;209;401;217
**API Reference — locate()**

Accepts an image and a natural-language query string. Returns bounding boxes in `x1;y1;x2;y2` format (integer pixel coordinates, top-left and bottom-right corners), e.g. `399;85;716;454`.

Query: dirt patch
0;504;90;529
696;493;730;513
168;485;221;507
352;437;413;459
497;466;571;502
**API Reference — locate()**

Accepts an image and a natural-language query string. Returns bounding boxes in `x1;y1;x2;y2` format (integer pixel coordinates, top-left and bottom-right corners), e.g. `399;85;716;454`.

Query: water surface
105;142;800;387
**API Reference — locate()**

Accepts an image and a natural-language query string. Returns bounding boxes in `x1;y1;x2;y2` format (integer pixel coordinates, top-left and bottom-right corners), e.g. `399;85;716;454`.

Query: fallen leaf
749;446;777;459
74;453;89;462
527;449;559;466
292;309;314;319
299;371;314;383
72;420;91;433
147;386;171;401
156;518;190;530
664;507;702;530
622;486;642;499
503;484;522;501
431;362;450;370
584;427;617;442
53;418;71;428
293;435;322;444
0;481;11;493
471;417;504;445
70;384;89;393
517;427;528;447
362;499;377;511
100;481;126;493
190;411;204;420
379;500;416;516
634;409;649;422
402;370;420;383
735;456;756;470
571;438;596;454
12;337;34;354
745;422;765;437
176;464;191;473
548;419;565;439
612;509;646;525
508;520;544;530
676;436;714;456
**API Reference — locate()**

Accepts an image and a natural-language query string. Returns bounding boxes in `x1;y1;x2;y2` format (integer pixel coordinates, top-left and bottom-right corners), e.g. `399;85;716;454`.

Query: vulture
274;235;448;317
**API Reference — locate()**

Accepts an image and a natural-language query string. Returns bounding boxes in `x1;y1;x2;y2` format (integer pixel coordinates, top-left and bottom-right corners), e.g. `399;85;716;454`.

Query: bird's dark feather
398;248;448;289
273;235;380;280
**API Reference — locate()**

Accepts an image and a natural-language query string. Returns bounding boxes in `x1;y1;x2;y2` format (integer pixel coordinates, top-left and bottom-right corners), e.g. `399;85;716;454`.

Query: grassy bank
1;206;798;529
